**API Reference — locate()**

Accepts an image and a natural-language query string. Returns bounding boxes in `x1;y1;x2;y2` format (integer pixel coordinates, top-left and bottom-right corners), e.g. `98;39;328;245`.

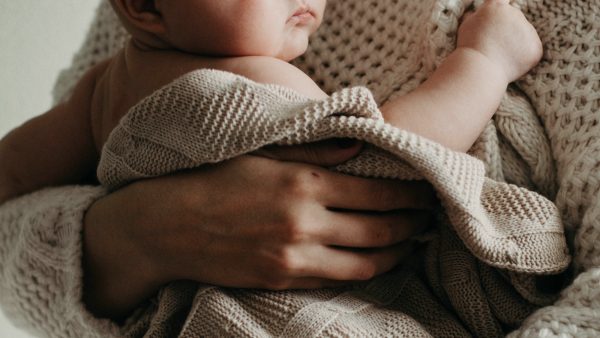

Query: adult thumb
254;138;363;166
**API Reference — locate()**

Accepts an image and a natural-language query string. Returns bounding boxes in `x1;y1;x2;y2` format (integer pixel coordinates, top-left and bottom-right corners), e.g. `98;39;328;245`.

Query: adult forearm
381;47;508;152
0;136;27;205
83;186;166;320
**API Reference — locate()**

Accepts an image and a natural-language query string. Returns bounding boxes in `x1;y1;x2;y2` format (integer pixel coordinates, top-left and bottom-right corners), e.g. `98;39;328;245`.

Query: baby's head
110;0;326;61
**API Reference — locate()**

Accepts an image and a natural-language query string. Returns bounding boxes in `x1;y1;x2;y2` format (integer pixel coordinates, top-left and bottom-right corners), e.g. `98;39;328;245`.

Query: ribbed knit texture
0;186;120;338
0;0;597;337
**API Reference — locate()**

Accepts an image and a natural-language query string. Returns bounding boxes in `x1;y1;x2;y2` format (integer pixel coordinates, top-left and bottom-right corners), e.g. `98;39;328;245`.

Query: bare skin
382;1;543;150
0;0;542;320
0;0;541;204
83;144;436;318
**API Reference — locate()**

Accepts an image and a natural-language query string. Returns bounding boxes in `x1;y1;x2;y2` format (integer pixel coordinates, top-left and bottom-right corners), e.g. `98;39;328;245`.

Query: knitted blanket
96;67;569;337
0;0;598;337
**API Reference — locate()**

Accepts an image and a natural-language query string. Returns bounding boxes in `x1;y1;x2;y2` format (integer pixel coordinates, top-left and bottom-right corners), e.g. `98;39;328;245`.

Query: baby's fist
457;0;543;82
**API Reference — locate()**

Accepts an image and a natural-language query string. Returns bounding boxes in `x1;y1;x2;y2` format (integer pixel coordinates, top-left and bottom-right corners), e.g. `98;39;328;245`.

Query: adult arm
83;141;435;319
0;140;433;336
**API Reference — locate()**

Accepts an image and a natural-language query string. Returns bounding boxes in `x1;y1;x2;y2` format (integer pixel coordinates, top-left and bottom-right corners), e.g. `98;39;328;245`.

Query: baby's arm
380;48;507;152
0;64;103;204
381;0;542;152
217;2;542;155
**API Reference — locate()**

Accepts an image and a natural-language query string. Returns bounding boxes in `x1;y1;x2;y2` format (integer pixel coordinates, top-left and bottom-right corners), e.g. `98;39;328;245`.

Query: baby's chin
276;39;310;62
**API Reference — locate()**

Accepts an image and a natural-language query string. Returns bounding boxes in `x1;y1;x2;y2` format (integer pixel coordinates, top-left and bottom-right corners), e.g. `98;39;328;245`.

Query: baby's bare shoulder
221;56;327;99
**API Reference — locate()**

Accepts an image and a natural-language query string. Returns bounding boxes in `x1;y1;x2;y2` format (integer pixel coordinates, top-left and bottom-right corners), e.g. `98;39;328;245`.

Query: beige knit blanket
97;65;570;337
0;0;598;337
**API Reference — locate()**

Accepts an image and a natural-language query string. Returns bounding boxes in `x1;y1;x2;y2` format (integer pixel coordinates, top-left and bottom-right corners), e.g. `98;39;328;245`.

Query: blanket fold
97;69;569;337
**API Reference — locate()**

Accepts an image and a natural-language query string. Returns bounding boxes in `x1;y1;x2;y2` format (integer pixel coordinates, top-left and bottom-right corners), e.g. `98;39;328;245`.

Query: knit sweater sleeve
0;186;123;338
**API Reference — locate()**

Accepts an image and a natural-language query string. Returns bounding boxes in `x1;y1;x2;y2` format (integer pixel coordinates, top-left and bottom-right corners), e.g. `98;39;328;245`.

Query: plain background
0;1;100;336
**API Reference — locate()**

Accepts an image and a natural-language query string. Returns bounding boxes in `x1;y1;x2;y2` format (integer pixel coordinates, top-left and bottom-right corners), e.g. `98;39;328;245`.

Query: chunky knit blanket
96;67;569;337
0;0;598;337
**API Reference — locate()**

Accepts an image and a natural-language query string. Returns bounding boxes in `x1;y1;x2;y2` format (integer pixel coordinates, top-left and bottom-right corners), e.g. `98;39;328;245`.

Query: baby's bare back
0;40;326;203
90;41;327;151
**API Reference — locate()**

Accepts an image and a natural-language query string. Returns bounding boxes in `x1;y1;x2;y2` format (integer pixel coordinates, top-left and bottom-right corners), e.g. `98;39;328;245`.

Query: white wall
0;0;98;137
0;1;99;336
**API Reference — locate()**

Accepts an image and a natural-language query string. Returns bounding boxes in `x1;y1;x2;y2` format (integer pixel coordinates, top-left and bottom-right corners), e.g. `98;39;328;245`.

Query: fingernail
336;138;358;149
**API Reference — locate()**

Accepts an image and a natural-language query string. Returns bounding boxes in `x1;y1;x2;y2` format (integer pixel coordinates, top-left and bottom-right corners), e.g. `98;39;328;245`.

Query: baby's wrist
453;47;511;85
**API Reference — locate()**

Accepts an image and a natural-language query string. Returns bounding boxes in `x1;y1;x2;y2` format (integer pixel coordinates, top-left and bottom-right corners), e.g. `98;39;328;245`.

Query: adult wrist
82;187;165;319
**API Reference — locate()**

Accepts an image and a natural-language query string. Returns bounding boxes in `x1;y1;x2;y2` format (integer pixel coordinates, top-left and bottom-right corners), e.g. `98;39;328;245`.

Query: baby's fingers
463;0;475;11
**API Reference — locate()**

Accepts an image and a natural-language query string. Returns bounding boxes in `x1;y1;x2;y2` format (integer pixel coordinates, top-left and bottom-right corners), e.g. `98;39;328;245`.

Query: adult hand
83;139;435;319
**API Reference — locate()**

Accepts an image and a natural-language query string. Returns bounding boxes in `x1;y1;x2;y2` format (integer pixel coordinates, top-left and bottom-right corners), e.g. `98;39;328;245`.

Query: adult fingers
317;209;431;247
308;170;437;211
299;243;418;281
254;138;363;167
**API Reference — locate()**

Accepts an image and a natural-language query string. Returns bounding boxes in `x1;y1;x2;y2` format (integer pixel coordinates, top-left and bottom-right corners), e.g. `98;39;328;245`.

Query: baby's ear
113;0;165;34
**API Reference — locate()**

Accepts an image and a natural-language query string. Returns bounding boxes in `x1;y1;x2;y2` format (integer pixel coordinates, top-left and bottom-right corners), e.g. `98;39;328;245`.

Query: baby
0;0;542;203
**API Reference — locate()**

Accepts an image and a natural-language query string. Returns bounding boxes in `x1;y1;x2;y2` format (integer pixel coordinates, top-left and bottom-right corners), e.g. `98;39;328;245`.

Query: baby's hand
457;0;543;83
